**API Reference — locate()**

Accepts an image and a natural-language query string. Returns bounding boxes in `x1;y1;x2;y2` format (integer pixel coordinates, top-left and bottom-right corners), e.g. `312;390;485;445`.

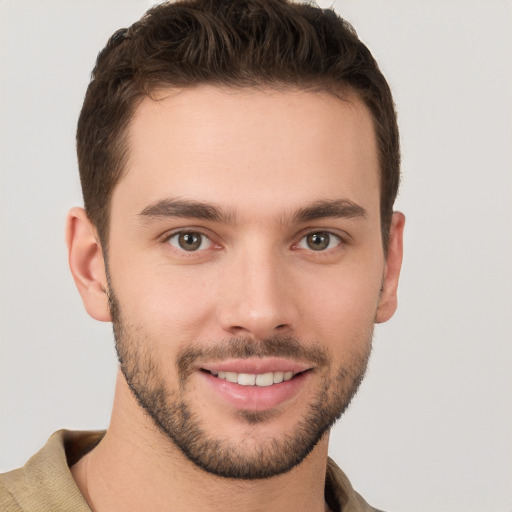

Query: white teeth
225;372;238;383
212;370;298;386
273;371;284;383
238;373;256;386
255;372;274;387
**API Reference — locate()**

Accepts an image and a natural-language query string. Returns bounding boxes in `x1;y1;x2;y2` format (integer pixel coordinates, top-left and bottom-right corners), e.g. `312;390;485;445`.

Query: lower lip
200;371;310;411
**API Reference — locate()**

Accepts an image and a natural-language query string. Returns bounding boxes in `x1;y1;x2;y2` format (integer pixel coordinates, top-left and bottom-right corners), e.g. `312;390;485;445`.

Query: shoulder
0;429;104;512
326;458;386;512
0;469;24;512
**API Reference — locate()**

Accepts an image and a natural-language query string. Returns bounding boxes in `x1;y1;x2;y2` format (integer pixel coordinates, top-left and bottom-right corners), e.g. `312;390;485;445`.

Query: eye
297;231;341;251
167;231;212;252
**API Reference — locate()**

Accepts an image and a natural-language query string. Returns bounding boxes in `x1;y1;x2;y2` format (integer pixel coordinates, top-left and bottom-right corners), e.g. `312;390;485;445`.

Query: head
76;0;400;253
68;0;404;481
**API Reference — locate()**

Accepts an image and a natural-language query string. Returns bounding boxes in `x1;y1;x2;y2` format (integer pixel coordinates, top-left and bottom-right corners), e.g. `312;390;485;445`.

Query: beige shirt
0;430;381;512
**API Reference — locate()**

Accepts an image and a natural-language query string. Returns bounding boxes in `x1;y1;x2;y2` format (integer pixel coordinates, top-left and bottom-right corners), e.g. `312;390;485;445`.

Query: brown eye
168;231;211;252
299;231;340;251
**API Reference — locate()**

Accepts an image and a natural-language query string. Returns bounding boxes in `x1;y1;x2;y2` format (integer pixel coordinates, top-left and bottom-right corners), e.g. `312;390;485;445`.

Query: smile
200;362;311;410
210;370;296;387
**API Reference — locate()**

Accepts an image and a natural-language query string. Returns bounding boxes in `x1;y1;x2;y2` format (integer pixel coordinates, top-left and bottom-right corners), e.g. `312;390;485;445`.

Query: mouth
197;358;313;411
204;369;305;387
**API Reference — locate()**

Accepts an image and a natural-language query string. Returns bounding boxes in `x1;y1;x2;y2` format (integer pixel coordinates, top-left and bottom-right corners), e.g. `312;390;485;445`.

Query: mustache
177;336;329;379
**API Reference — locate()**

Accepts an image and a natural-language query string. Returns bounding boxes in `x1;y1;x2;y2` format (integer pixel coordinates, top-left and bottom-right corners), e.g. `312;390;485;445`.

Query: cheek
111;259;218;342
296;262;382;340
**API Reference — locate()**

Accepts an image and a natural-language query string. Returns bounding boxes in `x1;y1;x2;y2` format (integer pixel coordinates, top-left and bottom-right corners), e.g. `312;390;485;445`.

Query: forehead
113;86;380;222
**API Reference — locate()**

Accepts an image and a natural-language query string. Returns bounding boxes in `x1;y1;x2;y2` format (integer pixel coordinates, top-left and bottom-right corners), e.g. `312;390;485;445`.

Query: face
102;86;397;479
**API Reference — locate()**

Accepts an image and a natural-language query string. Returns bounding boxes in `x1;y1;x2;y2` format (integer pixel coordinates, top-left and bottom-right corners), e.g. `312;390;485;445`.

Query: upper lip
200;357;312;375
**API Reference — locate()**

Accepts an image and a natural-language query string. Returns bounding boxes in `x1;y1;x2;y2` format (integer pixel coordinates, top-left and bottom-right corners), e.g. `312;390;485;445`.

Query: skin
66;86;405;512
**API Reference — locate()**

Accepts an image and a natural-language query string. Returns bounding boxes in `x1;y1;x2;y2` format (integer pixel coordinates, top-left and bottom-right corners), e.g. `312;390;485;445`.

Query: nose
217;247;299;340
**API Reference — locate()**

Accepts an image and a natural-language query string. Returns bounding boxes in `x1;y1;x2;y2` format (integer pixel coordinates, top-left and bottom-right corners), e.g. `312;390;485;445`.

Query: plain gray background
1;1;511;511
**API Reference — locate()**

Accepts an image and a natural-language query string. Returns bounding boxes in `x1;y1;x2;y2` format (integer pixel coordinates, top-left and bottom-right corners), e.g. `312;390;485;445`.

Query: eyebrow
138;198;235;223
291;199;367;223
138;198;366;224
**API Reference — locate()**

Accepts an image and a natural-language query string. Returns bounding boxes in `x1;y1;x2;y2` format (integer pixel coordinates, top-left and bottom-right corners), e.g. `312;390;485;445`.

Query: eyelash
162;229;347;255
164;230;217;253
294;231;343;252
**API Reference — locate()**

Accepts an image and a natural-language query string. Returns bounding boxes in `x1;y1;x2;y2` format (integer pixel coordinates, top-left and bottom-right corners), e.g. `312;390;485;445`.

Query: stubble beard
108;287;373;480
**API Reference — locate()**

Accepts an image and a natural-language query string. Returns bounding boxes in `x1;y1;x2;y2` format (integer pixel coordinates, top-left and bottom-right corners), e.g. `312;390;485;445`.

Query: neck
72;372;330;512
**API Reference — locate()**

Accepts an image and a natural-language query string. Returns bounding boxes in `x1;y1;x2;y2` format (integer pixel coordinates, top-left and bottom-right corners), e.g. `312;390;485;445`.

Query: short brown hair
77;0;400;250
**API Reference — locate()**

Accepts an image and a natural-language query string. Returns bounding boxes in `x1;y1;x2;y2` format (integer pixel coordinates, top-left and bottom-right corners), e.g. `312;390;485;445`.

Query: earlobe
375;212;405;324
66;207;112;322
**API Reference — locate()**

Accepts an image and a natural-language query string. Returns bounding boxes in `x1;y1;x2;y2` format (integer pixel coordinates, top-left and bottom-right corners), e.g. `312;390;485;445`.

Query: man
0;0;404;510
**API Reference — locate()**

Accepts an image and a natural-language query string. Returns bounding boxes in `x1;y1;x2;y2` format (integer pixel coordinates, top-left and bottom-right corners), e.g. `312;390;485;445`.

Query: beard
108;286;373;480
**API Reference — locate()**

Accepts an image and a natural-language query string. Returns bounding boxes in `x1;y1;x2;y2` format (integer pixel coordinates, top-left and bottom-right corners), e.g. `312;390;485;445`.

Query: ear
375;212;405;324
66;207;111;322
